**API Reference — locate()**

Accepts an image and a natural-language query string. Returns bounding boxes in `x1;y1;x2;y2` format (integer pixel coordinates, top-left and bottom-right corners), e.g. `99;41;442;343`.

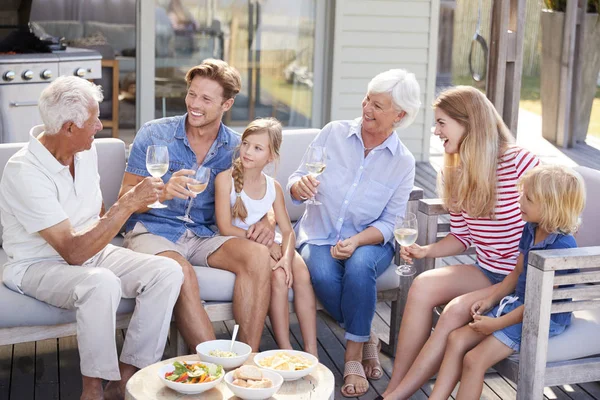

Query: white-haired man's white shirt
0;125;102;293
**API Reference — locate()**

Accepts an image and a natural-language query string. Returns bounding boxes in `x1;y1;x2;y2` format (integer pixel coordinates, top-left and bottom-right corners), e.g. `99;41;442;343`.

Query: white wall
329;0;439;161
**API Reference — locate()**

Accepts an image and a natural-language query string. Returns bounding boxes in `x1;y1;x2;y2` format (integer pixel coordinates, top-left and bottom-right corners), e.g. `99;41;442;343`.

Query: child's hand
400;243;426;264
272;257;293;288
471;299;494;317
269;243;282;261
469;314;498;335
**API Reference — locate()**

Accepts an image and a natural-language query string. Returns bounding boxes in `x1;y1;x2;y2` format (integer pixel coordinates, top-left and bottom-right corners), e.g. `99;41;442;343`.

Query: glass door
151;0;320;128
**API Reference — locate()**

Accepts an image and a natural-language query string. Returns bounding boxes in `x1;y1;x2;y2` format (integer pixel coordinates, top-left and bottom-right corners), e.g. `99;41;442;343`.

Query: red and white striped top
450;147;540;275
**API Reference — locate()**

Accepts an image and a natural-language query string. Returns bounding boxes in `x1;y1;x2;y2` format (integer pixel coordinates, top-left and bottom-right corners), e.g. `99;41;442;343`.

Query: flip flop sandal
341;360;369;398
362;332;383;380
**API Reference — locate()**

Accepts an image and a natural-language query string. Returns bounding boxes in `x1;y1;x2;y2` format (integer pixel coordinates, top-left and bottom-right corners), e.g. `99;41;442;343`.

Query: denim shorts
476;263;507;285
487;298;567;352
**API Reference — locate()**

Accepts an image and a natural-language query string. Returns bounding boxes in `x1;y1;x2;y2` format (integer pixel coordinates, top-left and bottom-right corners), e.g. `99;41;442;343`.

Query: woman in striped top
381;86;540;400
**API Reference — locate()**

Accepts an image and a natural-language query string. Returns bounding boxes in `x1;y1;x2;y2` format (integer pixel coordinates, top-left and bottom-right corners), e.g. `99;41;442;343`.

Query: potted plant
540;0;599;145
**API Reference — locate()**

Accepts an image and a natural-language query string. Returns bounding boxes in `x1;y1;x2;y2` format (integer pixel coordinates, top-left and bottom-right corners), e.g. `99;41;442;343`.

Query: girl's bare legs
455;336;514;400
269;259;293;350
291;251;318;357
428;325;487;400
383;265;493;399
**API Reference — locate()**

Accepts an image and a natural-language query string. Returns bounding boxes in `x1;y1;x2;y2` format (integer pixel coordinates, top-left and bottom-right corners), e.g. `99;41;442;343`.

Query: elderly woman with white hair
287;69;421;397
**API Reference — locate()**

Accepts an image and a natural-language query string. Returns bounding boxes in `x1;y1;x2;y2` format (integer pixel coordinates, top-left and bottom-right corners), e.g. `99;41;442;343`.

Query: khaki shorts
123;223;234;267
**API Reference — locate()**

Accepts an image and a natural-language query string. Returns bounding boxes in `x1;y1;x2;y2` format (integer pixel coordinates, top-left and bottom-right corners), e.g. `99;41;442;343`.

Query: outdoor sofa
0;129;422;356
416;165;600;398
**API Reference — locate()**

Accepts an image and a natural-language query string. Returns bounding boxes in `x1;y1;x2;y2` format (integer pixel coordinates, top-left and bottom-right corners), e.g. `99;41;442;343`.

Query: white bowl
196;339;252;370
253;350;318;381
224;368;284;400
157;360;223;395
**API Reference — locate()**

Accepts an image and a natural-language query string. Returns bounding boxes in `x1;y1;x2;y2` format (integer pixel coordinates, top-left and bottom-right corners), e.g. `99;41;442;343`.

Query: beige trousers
21;244;183;381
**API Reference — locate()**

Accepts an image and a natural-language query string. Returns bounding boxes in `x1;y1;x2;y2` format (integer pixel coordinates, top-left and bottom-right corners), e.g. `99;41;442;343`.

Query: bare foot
81;376;103;400
342;373;369;397
103;381;125;400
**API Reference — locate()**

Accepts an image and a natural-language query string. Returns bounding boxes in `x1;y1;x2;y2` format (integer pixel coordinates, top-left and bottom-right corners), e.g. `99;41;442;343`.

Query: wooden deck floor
3;113;600;400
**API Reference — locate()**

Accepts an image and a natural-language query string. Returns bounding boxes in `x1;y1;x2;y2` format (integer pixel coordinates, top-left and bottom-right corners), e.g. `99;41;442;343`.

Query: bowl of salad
157;360;224;394
196;339;252;370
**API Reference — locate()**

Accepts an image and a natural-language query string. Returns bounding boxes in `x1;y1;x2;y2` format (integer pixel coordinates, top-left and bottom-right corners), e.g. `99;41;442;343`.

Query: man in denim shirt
118;59;273;351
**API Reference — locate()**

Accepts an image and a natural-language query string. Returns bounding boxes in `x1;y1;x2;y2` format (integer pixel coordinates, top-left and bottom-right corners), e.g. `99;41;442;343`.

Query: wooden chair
416;165;600;399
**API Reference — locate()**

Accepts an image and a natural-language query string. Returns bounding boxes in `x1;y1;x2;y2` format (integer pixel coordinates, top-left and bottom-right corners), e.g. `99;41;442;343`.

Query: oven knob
75;68;86;77
40;69;53;80
22;70;34;80
2;71;15;81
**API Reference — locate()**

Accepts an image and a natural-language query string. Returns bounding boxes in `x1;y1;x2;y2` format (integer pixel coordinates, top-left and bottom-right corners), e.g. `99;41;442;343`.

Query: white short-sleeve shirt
0;125;103;293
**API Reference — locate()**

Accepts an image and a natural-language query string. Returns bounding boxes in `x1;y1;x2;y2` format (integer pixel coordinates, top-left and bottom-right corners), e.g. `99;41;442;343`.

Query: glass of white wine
146;145;169;209
304;145;327;205
177;164;211;223
394;212;418;276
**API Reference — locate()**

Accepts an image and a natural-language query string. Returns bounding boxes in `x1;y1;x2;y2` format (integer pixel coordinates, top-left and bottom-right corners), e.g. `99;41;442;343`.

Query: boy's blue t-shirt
517;222;578;326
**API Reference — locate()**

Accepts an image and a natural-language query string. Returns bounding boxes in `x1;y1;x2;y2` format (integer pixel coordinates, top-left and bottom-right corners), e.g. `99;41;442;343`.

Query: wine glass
304;145;327;205
146;145;169;209
177;164;211;223
394;212;419;276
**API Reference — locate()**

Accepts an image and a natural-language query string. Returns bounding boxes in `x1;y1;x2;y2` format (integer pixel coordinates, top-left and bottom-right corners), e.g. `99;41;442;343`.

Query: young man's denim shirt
125;114;240;242
516;222;578;326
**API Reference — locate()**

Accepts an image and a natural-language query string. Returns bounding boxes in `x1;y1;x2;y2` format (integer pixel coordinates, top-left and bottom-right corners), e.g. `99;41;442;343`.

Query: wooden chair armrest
529;246;600;272
418;198;447;216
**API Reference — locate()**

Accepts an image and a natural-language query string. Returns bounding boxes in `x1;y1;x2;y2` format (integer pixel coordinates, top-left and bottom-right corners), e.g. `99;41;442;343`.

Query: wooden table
125;353;335;399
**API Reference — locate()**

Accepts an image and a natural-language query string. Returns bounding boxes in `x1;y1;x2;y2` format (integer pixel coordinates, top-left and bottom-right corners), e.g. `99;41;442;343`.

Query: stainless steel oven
0;0;102;143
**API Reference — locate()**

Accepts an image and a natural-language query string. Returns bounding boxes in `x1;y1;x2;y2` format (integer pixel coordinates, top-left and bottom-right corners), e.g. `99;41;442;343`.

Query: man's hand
292;175;320;201
127;177;165;210
247;219;275;246
272;257;293;288
331;237;359;260
469;314;499;335
163;169;197;201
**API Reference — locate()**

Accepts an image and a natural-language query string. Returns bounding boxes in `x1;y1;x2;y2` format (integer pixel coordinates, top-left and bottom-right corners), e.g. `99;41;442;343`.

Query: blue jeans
299;242;394;342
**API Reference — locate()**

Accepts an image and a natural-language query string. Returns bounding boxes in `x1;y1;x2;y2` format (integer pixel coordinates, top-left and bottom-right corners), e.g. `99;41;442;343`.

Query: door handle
10;101;38;107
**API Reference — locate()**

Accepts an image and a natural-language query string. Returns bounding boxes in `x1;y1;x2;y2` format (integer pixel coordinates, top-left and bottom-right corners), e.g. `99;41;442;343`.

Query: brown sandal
341;360;369;397
362;331;383;380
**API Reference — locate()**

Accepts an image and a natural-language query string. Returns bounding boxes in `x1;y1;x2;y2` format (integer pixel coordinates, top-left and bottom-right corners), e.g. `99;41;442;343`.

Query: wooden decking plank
34;339;59;400
0;344;12;400
483;372;517;399
57;336;81;400
556;384;596;399
318;311;386;399
314;312;362;399
10;341;35;400
579;382;600;398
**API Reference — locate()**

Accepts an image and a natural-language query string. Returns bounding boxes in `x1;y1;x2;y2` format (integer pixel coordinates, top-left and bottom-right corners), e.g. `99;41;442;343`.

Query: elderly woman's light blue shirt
287;119;415;247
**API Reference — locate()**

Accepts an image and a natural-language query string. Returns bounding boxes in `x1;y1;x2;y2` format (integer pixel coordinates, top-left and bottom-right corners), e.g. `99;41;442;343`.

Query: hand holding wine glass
304;145;326;205
146;145;169;208
394;212;419;276
177;164;211;223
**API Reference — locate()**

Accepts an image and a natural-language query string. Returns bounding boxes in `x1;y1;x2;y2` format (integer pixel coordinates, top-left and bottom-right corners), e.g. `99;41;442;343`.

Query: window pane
31;0;137;136
155;0;316;127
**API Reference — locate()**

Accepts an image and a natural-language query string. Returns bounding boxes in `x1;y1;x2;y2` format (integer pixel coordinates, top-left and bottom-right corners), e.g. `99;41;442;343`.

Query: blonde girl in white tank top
214;118;318;357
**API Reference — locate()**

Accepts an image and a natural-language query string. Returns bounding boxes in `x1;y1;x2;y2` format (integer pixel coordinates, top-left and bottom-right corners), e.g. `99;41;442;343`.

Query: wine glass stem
184;197;194;219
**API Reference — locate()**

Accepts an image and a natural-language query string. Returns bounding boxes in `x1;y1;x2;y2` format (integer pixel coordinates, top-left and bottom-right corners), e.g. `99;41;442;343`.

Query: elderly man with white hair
287;69;421;398
0;76;184;400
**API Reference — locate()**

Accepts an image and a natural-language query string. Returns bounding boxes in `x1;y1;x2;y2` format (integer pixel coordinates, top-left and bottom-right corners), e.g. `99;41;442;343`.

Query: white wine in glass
304;145;326;205
395;212;418;276
177;165;211;223
146;145;169;209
